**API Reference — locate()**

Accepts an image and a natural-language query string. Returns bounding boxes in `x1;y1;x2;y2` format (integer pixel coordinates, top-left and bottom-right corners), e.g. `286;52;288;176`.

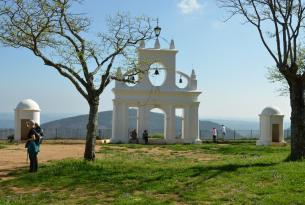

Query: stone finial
154;38;160;49
191;69;196;79
170;39;175;49
139;40;145;48
189;69;197;90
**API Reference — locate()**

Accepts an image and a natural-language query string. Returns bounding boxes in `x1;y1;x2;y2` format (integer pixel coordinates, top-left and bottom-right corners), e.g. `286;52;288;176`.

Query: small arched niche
148;63;166;87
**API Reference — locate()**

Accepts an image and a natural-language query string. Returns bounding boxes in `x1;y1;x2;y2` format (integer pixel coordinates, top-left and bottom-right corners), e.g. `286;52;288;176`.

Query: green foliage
267;66;289;96
150;133;164;139
267;47;305;96
1;143;305;204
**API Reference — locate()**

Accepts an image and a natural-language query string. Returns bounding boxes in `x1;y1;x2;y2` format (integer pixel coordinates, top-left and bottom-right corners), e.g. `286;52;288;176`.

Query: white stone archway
111;39;202;144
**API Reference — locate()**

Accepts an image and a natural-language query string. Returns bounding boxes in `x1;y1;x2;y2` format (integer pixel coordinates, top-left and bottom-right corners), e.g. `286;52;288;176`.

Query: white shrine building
111;39;202;144
256;106;286;146
15;99;41;141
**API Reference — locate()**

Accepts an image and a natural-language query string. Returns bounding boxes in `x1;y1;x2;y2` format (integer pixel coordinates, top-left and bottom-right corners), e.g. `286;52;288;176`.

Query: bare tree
0;0;154;160
219;0;305;160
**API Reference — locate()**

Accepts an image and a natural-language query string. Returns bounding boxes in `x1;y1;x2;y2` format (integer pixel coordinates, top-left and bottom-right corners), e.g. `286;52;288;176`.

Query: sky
0;0;291;121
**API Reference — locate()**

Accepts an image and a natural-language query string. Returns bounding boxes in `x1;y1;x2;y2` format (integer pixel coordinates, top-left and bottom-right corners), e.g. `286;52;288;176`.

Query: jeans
29;154;38;172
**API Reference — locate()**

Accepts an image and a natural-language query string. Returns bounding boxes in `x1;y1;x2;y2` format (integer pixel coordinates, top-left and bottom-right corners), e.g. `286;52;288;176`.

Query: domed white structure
261;107;281;115
257;106;285;146
15;99;41;141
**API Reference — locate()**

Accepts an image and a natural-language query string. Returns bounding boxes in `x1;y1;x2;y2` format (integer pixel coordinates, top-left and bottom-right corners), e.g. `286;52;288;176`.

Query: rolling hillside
41;109;239;138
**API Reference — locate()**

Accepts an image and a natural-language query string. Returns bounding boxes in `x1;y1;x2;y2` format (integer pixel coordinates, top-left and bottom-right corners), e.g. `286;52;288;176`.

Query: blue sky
0;0;290;120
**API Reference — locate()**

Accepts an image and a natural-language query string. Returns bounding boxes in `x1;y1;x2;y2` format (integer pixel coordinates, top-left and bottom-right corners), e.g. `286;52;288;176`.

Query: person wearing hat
25;120;39;172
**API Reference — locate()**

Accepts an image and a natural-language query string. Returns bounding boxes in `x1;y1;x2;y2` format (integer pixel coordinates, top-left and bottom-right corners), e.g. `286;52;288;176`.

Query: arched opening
127;107;139;143
148;63;166;86
148;108;166;143
175;108;184;139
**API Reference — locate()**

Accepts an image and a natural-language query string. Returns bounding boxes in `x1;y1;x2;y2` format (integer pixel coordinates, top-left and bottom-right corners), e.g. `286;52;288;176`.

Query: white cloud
178;0;203;14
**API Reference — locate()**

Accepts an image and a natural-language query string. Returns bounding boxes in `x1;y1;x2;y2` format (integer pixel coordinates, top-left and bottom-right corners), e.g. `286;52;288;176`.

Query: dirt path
0;143;99;180
0;142;216;181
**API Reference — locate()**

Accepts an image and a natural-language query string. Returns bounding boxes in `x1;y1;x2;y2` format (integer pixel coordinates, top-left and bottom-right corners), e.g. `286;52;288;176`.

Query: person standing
221;125;226;139
129;129;139;144
212;128;217;143
25;120;39;172
142;130;149;145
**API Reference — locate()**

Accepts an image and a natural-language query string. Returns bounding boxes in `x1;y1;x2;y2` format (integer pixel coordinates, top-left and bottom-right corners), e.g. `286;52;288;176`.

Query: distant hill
41;109;240;139
205;119;259;130
0;119;14;129
0;112;81;128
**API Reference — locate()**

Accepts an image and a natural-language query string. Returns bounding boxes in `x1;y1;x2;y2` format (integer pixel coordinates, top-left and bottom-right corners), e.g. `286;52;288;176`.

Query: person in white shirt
221;125;226;138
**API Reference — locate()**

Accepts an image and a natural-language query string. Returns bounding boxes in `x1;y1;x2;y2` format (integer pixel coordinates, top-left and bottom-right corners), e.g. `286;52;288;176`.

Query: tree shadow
188;162;278;180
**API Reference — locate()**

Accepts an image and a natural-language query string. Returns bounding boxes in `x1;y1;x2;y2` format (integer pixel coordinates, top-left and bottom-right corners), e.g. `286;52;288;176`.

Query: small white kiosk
15;99;41;141
256;106;285;146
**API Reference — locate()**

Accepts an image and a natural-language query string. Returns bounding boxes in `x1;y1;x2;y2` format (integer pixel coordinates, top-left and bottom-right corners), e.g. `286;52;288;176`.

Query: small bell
154;69;159;75
179;76;183;83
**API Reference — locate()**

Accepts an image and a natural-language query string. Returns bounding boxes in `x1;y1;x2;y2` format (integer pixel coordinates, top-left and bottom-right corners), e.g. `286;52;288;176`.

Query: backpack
33;127;44;145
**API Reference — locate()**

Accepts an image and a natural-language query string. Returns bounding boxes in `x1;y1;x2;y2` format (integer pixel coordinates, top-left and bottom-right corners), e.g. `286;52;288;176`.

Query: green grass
1;142;305;204
150;133;164;139
0;141;7;149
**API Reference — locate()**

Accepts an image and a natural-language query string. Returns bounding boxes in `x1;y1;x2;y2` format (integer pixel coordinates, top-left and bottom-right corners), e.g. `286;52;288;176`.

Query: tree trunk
289;79;305;160
84;96;99;161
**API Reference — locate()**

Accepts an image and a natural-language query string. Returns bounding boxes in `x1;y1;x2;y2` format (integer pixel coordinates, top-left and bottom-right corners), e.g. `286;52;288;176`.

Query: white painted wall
111;39;201;144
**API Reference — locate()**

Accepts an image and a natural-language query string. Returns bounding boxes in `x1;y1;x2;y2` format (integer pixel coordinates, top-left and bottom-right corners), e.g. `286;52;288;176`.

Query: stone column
111;101;129;143
165;105;176;143
137;106;148;139
189;103;200;143
182;106;190;142
183;103;200;143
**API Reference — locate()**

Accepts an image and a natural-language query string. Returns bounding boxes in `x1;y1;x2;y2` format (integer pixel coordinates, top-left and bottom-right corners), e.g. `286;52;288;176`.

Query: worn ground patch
0;142;100;180
99;145;218;162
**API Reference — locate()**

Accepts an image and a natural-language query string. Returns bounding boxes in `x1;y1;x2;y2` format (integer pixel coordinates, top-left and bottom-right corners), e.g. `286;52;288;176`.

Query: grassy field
0;141;7;149
1;142;305;204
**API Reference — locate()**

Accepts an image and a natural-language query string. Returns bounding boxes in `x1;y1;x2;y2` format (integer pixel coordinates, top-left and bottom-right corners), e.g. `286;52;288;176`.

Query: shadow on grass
2;159;278;187
0;158;283;205
189;162;278;180
284;153;305;162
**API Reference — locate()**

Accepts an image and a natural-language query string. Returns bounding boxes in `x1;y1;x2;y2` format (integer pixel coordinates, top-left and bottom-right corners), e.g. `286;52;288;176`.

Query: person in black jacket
142;130;149;145
34;122;44;145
